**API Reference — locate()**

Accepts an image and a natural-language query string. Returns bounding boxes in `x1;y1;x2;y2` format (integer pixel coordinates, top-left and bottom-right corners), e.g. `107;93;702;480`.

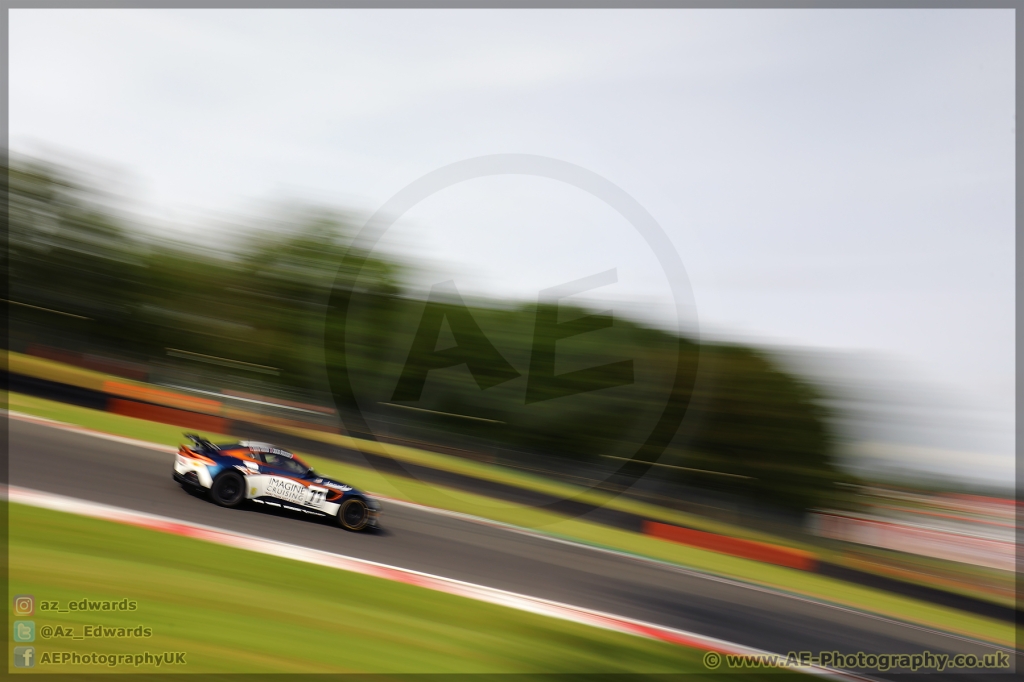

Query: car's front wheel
209;471;246;508
337;497;370;531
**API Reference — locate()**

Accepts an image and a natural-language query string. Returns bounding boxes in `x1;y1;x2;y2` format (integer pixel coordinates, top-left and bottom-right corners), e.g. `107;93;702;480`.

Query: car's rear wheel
337;498;370;531
210;471;245;508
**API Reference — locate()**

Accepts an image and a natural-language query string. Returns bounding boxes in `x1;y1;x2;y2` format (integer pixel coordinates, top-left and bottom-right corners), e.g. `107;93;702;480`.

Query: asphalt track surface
9;418;1014;679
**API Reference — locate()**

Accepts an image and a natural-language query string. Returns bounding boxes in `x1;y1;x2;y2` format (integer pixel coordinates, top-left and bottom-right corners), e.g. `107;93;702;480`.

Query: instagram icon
13;595;34;617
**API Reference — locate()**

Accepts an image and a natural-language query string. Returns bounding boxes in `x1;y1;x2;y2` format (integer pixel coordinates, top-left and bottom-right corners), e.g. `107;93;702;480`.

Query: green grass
6;350;124;392
8;503;726;674
7;392;1014;648
9;393;222;447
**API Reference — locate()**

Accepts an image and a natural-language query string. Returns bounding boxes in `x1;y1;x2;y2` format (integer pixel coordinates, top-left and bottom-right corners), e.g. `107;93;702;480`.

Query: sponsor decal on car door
265;476;327;508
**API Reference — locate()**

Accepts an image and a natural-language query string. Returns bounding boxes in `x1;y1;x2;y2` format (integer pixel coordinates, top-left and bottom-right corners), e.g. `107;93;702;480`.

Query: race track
8;418;1011;678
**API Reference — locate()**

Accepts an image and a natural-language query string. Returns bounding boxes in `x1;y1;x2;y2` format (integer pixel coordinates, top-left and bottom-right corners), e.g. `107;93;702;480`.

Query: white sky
9;9;1015;485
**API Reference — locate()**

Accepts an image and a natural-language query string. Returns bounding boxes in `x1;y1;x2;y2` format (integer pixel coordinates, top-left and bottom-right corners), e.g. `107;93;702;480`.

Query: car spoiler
184;433;220;453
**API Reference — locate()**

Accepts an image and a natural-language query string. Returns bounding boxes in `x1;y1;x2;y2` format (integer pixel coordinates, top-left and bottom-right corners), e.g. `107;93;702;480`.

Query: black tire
337;498;370;531
209;471;246;508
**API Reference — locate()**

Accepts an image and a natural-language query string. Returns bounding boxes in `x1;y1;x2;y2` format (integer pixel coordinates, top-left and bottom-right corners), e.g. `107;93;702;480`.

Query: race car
172;434;379;531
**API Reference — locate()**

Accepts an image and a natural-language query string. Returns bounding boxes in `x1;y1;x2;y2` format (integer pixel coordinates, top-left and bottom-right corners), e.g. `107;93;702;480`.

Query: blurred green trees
5;156;854;511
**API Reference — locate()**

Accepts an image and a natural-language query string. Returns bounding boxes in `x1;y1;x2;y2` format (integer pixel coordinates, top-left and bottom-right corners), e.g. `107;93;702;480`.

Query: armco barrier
643;520;818;571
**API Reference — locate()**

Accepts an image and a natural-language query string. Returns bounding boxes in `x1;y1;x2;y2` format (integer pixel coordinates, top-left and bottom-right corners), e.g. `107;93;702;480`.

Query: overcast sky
9;9;1015;485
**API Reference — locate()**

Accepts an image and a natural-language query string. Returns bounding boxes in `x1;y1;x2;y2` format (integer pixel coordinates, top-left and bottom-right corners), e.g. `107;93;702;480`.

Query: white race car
173;434;379;531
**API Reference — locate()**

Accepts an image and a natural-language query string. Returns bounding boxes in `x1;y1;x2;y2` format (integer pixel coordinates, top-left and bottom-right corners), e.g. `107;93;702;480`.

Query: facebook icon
13;646;34;668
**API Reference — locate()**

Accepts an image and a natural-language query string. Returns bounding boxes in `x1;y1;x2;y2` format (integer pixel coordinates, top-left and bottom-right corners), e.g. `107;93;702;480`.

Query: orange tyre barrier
103;381;222;414
643;520;818;571
107;398;228;434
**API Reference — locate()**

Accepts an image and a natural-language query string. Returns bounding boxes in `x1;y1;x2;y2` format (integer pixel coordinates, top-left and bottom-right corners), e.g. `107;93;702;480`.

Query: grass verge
7;392;1014;648
9;502;729;674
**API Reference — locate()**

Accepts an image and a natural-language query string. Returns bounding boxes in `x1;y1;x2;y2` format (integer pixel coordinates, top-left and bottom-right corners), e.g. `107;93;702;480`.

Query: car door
260;453;326;509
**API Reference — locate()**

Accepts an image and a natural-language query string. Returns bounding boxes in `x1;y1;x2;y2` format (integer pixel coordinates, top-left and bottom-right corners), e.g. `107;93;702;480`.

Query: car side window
263;452;306;475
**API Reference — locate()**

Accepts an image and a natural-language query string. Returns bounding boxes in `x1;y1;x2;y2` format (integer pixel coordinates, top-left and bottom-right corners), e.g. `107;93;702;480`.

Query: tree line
5;155;856;512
